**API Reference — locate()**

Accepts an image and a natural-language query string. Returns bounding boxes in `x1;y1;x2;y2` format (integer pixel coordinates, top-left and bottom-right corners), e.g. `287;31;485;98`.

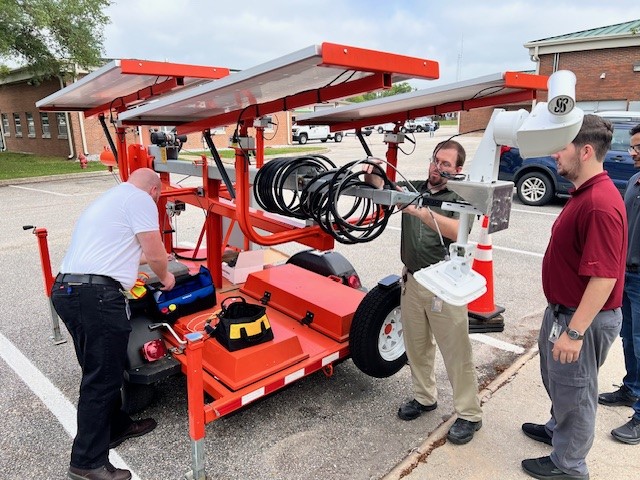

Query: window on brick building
26;113;36;138
13;113;22;137
40;113;51;138
56;112;68;138
1;113;9;136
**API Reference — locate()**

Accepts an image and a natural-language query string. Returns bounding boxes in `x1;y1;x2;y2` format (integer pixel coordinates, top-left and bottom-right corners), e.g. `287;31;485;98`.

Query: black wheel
377;126;384;134
334;132;343;143
400;126;407;133
320;138;327;143
121;380;156;414
298;133;308;145
416;126;424;132
350;283;406;378
516;171;554;206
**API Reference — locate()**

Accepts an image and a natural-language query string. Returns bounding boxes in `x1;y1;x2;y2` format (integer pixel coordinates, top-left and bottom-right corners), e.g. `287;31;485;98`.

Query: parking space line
9;185;73;196
511;207;559;217
471;333;525;354
0;332;140;479
492;245;544;258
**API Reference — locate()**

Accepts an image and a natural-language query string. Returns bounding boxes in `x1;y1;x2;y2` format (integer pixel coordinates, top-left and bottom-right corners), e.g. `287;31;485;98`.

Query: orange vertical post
255;127;265;168
34;227;66;344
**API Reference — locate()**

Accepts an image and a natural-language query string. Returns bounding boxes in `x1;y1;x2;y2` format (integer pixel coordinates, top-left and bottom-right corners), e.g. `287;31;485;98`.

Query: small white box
221;250;265;284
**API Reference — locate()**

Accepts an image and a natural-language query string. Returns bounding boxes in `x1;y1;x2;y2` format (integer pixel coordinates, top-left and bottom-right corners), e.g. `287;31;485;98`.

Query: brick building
460;19;640;132
0;63;296;159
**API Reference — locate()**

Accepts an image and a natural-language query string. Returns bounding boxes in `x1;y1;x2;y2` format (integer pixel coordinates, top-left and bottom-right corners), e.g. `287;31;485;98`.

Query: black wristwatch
566;328;584;340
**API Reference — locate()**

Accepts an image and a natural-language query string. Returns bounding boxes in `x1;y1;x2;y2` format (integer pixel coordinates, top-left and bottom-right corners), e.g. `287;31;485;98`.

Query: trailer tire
121;380;156;414
334;132;343;143
350;283;406;378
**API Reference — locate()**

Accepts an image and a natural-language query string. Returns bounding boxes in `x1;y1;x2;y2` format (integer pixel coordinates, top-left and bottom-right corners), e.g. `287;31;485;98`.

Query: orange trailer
33;44;546;478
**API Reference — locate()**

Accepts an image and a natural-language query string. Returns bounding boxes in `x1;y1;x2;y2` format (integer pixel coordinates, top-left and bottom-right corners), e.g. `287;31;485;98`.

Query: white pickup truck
291;124;343;144
405;117;440;132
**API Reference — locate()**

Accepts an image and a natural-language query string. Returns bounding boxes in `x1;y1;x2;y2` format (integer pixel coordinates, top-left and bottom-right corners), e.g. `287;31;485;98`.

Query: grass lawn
0;146;324;180
0;152;106;180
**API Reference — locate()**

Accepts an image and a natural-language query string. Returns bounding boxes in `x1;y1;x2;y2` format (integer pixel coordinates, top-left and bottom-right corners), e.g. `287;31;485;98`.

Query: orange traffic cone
468;215;505;333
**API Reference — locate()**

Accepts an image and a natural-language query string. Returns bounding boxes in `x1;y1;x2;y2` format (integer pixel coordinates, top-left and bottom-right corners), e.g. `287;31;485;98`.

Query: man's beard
428;170;446;188
558;152;580;182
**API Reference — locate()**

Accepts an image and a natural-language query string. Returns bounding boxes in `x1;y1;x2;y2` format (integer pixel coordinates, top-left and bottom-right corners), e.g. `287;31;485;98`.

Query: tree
347;82;415;103
0;0;111;78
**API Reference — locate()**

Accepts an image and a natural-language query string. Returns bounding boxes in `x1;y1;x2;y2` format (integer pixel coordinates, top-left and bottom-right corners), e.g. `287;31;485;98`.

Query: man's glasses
431;157;454;169
629;144;640;154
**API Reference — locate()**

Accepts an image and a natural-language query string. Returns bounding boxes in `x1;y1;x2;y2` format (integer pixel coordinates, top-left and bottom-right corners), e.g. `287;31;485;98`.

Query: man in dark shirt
598;123;640;445
364;140;482;445
521;115;627;480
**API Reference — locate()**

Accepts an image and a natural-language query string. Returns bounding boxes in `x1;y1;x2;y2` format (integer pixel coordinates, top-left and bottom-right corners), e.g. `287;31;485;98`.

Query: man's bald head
128;168;161;202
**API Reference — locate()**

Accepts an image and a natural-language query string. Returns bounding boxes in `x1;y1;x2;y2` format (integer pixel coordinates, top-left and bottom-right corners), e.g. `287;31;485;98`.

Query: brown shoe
109;418;157;448
68;463;131;480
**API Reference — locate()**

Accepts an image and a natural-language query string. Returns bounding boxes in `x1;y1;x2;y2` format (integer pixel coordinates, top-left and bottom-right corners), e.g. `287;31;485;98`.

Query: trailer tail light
347;274;362;290
142;339;168;362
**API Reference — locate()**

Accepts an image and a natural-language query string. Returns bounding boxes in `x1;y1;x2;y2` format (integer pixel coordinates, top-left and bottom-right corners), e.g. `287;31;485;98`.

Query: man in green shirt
365;140;482;445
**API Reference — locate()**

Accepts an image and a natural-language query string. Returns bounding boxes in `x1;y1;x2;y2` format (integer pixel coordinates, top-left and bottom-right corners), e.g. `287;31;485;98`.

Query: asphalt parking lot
0;127;564;479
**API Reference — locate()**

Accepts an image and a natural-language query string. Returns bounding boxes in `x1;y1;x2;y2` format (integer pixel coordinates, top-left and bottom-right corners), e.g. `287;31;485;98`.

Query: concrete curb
383;345;541;480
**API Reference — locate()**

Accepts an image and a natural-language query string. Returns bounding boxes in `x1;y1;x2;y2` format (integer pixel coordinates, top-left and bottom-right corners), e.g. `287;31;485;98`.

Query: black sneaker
598;385;638;407
522;422;553;446
521;456;588;479
447;418;482;445
611;416;640;445
397;399;437;421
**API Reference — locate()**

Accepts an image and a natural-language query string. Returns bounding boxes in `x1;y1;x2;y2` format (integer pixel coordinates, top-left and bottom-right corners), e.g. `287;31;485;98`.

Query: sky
103;0;640;89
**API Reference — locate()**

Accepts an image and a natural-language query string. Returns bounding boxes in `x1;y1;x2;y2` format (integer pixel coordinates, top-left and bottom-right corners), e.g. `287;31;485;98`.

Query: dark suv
499;113;639;206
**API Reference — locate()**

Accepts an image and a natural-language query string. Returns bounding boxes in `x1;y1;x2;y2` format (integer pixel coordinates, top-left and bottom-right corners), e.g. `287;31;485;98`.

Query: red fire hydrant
78;152;88;169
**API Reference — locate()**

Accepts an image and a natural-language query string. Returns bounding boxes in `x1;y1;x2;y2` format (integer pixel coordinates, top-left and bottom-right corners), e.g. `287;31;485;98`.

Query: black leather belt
549;303;576;316
55;273;122;289
627;264;639;273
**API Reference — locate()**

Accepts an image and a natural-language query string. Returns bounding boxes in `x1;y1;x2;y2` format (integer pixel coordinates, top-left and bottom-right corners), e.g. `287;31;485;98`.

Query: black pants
51;281;133;469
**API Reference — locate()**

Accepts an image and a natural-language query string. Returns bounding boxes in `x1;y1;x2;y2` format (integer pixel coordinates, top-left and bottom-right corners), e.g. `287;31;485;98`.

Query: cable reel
253;157;396;244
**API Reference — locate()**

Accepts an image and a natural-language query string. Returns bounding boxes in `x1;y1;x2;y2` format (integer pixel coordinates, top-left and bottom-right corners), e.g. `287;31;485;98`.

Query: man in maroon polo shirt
521;114;627;480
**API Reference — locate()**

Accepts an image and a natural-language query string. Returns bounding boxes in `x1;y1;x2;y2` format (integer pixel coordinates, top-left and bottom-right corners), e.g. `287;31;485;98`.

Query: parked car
375;122;399;133
499;112;639;206
344;126;374;136
407;117;440;132
291;124;343;144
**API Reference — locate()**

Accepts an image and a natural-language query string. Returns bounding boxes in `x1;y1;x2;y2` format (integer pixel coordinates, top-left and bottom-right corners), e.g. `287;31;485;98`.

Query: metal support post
48;299;66;345
184;332;207;480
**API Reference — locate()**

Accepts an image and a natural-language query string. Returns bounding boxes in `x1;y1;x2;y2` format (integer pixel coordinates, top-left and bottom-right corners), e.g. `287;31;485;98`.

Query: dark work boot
447;418;482;445
397;399;437;421
68;463;132;480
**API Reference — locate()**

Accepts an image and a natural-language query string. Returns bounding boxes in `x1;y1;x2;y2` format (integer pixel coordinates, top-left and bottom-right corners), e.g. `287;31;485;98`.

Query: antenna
456;34;464;81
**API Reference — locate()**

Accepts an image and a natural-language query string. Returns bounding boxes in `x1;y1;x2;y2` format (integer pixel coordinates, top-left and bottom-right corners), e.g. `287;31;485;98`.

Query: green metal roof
527;19;640;45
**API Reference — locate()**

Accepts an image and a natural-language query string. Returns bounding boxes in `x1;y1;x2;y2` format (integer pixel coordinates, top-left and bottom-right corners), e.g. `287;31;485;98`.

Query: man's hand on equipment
160;272;176;291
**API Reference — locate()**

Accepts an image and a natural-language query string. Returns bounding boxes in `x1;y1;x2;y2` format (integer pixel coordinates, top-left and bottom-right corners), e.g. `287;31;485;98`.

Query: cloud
103;0;640;87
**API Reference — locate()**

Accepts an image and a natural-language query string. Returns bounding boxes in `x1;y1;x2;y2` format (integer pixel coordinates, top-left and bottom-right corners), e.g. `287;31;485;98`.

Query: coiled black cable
254;157;395;244
253;155;336;218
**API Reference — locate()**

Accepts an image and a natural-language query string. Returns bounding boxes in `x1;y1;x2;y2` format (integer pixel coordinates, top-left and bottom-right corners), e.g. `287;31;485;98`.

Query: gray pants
539;305;622;476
